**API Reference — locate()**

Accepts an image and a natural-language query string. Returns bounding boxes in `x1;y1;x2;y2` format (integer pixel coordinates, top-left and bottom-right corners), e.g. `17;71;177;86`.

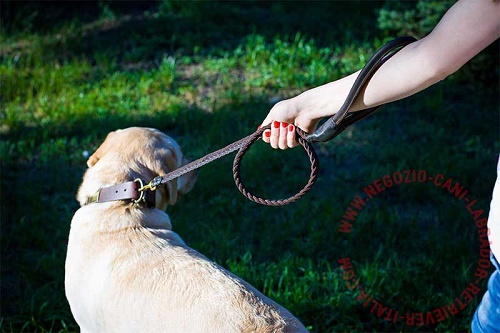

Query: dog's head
77;127;197;210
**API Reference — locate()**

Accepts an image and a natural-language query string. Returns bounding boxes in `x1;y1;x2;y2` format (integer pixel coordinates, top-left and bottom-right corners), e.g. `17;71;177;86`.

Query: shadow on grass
2;1;383;62
1;97;327;331
1;1;499;331
2;80;499;331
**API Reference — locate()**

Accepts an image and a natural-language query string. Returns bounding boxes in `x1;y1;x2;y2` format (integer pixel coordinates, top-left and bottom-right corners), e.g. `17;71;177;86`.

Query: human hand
260;120;297;150
260;97;321;150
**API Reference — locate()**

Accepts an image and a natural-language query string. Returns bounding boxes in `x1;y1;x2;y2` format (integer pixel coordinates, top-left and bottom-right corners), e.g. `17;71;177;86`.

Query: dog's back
65;128;307;332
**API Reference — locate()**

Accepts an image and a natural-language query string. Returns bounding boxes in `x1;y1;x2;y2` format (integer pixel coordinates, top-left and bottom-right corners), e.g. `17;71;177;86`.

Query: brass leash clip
137;176;163;192
135;176;163;205
133;178;146;205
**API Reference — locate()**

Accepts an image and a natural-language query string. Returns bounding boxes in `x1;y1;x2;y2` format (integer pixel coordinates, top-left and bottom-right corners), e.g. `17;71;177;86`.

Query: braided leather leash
139;124;319;206
138;36;417;206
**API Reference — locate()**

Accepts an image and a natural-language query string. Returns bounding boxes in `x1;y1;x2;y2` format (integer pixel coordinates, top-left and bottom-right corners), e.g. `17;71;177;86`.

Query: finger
259;118;273;142
278;122;288;150
287;124;297;148
262;129;271;143
270;121;280;149
259;115;274;142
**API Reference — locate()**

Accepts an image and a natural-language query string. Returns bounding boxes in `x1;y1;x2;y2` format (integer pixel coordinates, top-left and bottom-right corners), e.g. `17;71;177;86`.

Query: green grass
1;1;499;332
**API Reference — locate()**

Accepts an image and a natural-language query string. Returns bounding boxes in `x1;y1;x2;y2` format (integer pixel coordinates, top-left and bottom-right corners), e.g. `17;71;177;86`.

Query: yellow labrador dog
65;127;307;333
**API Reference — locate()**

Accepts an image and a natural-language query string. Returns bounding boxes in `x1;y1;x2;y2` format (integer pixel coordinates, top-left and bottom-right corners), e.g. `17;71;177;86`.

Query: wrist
296;84;337;121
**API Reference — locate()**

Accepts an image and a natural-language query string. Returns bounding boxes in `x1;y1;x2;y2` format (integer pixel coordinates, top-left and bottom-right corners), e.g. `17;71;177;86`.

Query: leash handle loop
232;125;319;206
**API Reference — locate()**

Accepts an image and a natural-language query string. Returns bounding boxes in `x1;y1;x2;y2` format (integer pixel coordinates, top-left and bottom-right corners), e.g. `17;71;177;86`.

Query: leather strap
86;181;156;208
137;123;319;207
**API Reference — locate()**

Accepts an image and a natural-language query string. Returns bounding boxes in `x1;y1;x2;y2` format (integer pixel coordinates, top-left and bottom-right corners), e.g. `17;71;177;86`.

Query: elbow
430;57;462;83
417;38;463;87
427;65;452;86
419;51;458;89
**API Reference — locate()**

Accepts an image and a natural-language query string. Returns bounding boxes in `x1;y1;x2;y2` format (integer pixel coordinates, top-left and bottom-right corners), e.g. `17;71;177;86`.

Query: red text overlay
337;170;491;327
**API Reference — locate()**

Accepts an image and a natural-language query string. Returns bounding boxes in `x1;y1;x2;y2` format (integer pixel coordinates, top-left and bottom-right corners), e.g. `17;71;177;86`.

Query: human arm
262;0;500;149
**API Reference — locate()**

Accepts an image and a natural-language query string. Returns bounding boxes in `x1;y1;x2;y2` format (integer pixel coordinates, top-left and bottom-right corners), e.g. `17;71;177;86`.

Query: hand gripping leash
139;36;417;206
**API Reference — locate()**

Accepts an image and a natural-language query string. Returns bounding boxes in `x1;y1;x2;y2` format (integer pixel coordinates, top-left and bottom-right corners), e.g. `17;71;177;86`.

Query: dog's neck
84;181;157;208
78;169;169;211
75;201;173;232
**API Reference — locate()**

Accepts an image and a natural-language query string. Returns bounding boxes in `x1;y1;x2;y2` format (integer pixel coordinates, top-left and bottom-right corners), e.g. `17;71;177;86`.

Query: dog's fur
65;127;307;333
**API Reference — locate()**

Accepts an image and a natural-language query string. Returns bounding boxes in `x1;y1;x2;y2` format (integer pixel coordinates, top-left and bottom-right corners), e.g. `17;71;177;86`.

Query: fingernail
281;122;287;128
273;121;280;128
264;131;271;137
289;125;294;131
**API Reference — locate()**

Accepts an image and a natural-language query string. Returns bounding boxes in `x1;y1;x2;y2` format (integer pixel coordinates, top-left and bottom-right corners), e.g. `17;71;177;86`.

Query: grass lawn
1;1;498;332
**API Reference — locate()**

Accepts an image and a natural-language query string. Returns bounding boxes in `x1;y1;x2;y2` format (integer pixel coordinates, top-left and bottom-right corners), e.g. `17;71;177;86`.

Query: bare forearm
261;0;499;149
297;40;443;116
296;0;500;117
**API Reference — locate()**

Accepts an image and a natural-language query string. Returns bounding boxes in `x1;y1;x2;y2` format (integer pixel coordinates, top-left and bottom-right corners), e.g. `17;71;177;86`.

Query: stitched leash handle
141;37;417;206
306;36;417;142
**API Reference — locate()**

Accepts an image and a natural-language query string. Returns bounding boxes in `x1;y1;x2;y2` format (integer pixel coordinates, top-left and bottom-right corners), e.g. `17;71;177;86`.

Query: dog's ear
87;132;116;168
177;157;197;195
158;144;197;207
